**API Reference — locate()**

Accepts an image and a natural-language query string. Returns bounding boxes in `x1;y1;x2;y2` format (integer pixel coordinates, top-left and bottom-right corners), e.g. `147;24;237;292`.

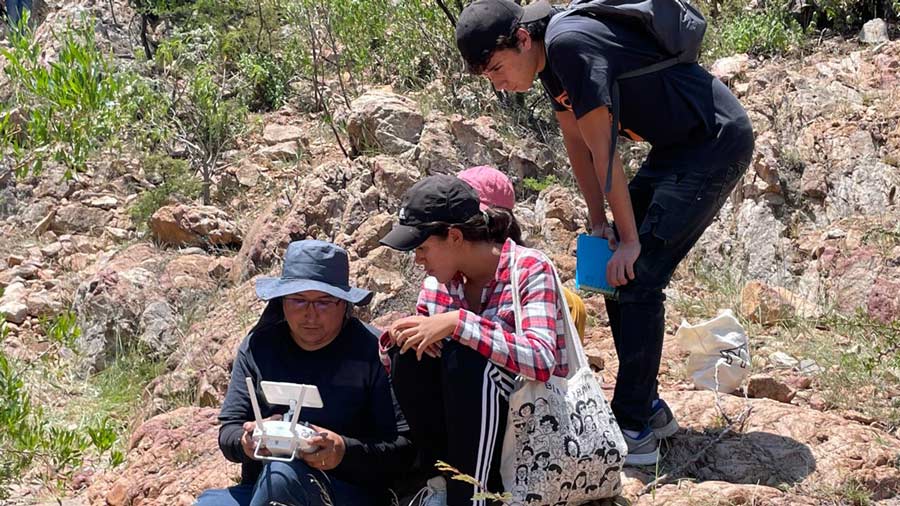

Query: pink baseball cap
457;165;516;211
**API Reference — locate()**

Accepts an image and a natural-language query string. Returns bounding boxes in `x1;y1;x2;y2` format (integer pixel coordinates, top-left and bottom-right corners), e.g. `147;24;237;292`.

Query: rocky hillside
1;1;899;504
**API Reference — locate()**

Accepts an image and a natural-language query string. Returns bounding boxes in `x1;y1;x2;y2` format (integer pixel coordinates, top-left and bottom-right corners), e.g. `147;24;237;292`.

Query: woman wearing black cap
379;175;570;506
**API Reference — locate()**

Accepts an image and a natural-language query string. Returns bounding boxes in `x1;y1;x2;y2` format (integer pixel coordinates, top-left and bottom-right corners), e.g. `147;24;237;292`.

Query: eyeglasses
283;297;342;312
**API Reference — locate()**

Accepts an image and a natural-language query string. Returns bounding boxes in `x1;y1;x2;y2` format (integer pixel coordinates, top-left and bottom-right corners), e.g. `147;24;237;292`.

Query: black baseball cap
380;175;481;251
456;0;553;72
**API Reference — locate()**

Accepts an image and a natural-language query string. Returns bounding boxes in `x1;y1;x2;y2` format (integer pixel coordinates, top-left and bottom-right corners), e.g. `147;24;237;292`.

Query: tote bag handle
509;244;590;378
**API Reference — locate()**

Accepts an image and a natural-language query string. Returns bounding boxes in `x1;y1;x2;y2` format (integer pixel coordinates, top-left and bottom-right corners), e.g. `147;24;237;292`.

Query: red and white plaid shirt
379;239;568;382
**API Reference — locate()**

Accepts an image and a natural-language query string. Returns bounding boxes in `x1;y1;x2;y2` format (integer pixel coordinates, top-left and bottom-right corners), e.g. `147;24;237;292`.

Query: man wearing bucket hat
195;240;414;506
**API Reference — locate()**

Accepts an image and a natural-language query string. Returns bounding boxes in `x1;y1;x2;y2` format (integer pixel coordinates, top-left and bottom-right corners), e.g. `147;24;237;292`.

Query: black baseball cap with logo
380;175;482;251
456;0;553;72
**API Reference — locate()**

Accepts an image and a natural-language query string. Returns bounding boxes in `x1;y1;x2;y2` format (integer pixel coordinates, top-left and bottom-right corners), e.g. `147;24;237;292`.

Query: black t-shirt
217;309;413;493
538;10;754;175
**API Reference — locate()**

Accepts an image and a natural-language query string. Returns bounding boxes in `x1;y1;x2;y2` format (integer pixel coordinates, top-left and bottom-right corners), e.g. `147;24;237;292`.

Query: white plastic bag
675;310;750;393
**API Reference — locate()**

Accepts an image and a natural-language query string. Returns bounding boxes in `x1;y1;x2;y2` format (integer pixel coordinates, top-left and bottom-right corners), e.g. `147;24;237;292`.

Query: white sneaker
408;476;447;506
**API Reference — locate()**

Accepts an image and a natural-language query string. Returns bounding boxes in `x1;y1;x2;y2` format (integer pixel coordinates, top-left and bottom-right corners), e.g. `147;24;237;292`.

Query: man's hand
607;240;640;287
391;312;458;360
591;222;618;251
241;414;282;460
301;425;346;471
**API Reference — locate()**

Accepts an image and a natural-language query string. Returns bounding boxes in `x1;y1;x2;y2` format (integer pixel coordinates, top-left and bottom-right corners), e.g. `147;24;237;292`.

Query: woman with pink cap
457;165;587;340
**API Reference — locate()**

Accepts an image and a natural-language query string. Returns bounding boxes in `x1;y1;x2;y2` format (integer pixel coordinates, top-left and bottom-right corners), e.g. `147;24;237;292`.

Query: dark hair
564;436;580;457
466;15;554;74
575;400;587;415
519;402;535;416
574;471;588;487
427;207;516;244
539;414;559;431
547;464;563;475
499;206;525;245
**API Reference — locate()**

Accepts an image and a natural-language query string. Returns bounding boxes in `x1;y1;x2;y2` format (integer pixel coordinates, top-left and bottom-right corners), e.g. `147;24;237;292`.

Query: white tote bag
675;309;750;393
499;247;626;506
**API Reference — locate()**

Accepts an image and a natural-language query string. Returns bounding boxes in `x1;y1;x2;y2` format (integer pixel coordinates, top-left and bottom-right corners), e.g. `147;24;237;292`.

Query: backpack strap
603;56;681;193
547;3;689;193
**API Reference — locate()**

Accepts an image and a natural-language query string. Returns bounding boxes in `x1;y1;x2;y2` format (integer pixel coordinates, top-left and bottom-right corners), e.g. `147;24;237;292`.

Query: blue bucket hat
255;240;373;305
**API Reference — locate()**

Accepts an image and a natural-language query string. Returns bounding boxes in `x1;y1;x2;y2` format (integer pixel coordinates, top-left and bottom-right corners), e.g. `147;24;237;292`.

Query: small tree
181;64;246;204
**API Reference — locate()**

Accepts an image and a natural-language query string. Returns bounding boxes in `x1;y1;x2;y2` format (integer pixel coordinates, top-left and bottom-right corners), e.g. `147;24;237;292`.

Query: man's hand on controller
301;424;346;471
241;414;282;460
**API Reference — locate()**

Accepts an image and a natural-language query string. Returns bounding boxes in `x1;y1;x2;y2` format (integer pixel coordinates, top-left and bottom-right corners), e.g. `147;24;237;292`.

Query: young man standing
455;0;754;465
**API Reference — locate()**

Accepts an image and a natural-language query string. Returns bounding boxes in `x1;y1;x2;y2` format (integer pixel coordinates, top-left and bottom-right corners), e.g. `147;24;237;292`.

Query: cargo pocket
638;202;669;249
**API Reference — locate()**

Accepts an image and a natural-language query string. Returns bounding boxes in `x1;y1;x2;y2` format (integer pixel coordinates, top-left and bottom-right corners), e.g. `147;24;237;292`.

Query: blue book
575;233;619;299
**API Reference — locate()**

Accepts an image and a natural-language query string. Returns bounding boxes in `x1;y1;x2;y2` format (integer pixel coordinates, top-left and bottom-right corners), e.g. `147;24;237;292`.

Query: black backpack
548;0;707;191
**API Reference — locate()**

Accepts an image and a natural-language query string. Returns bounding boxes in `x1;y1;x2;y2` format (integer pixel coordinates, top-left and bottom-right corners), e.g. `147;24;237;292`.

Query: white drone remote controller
246;377;324;462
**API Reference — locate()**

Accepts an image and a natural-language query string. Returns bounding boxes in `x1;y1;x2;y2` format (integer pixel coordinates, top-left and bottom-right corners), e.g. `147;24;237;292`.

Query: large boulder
740;280;819;325
449;115;507;169
346;89;424;155
533;185;586;231
150;280;262;413
86;407;239;506
734;199;789;285
0;281;28;324
33;165;82;199
150;204;242;249
370;156;420;205
415;115;462;175
860;18;890;44
73;244;168;373
262;123;305;145
161;254;217;294
709;53;751;83
825;160;900;222
51;203;111;235
229;161;367;283
73;245;224;374
138;300;179;356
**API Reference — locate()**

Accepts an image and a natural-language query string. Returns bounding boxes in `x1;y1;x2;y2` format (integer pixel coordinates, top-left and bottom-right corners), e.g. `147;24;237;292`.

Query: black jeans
390;341;514;506
607;155;751;431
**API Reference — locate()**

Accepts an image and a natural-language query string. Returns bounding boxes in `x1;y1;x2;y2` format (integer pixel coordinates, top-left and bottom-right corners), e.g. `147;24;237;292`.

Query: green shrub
129;154;201;228
0;349;93;497
279;0;459;93
238;51;296;111
815;0;899;31
0;308;153;497
39;310;81;352
523;175;559;193
0;20;145;178
704;8;805;60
